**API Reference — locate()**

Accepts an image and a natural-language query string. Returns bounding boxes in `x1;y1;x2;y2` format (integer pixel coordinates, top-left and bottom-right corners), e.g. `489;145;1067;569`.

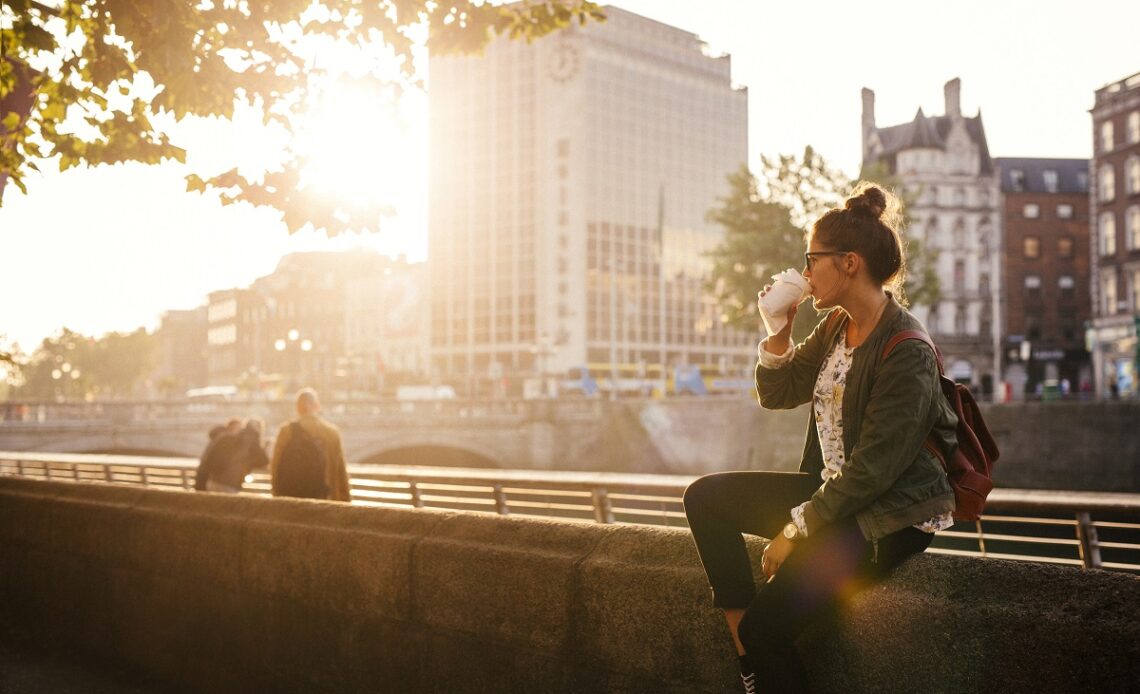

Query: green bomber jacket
754;296;958;541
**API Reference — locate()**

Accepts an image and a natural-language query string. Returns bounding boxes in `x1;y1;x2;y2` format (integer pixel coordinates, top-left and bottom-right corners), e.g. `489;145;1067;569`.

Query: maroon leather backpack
882;330;1000;521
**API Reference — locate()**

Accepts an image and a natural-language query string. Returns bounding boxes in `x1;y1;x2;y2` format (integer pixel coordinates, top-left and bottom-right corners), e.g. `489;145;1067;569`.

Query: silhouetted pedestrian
270;388;351;501
194;418;242;492
196;418;268;494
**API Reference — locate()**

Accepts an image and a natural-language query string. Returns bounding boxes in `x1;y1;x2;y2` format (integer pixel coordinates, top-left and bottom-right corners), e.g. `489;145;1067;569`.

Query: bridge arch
351;433;510;468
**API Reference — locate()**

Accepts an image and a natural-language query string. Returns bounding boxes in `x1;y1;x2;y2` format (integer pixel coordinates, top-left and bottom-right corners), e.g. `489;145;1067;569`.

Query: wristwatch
782;522;801;542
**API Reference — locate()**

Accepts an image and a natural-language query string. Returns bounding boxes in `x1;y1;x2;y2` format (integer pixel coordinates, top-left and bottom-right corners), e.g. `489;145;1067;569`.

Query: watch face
547;42;580;83
783;523;797;540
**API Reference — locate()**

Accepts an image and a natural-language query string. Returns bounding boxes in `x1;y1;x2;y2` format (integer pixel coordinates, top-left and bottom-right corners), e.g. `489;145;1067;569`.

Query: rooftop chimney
861;87;876;158
944;78;961;119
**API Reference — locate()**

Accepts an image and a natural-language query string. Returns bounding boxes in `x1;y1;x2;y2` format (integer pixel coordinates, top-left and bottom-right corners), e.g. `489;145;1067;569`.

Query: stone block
240;498;447;621
573;524;735;690
413;512;603;653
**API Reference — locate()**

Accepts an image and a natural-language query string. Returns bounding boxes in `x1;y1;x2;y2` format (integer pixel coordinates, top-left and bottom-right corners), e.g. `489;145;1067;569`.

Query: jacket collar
830;292;905;352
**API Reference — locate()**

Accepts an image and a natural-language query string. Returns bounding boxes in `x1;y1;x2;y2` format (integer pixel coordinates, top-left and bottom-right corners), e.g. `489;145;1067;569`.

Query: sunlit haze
1;0;1136;351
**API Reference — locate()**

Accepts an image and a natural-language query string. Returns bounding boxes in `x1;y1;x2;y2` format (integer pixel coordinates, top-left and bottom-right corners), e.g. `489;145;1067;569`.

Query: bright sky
1;0;1137;353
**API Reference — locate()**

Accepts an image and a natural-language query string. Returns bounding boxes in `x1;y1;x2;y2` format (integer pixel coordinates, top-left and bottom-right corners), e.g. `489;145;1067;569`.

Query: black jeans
683;471;933;694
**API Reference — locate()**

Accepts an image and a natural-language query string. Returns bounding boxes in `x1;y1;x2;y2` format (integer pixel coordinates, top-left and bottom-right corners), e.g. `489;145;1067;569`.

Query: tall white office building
428;6;752;387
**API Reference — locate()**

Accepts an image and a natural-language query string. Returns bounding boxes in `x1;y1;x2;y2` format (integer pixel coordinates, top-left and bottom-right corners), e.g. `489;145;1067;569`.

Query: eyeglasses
803;251;850;270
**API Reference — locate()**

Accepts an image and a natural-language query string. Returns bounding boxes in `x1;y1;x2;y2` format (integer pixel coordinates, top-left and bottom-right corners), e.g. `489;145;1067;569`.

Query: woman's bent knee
683;473;731;513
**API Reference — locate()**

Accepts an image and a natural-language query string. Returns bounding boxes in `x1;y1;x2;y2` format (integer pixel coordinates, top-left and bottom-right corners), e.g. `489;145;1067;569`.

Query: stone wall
1;477;1138;693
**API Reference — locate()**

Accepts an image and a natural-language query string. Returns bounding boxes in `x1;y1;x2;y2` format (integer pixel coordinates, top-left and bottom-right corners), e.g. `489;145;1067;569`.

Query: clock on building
546;42;580;83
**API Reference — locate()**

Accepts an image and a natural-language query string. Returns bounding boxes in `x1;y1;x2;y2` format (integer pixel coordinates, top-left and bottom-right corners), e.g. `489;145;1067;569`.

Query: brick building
1089;71;1140;398
994;158;1091;397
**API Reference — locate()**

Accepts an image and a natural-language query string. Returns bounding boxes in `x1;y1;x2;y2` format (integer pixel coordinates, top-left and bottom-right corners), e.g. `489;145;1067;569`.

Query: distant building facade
206;287;264;389
427;7;753;394
206;251;405;396
1088;71;1140;398
345;262;430;393
152;306;208;397
994;158;1091;397
861;78;1002;395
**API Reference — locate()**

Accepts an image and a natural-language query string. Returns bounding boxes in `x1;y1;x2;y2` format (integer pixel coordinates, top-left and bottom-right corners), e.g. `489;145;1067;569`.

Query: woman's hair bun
844;186;887;219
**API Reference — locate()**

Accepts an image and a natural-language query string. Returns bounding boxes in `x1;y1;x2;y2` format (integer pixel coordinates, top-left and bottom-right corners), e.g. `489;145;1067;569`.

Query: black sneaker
739;655;758;694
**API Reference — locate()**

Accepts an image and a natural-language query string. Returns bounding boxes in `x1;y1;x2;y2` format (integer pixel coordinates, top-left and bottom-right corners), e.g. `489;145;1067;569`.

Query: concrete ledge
1;477;1137;693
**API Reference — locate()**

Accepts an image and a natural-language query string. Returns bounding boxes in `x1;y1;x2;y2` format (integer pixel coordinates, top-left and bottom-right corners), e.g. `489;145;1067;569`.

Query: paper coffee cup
759;269;810;335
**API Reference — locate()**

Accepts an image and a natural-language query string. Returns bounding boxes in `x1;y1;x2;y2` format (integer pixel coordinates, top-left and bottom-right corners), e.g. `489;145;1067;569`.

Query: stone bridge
1;399;1137;491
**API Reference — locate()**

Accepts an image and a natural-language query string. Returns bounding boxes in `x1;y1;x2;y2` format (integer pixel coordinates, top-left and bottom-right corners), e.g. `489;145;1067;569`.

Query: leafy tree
705;165;809;334
706;148;941;343
13;326;156;400
1;0;603;234
0;335;24;399
758;145;850;232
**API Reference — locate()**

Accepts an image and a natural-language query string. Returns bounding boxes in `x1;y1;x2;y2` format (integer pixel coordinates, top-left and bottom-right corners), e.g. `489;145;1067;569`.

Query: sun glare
295;82;427;217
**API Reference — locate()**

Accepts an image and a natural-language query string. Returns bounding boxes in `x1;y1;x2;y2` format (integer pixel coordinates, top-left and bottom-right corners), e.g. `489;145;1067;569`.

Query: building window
1026;318;1041;341
1100;272;1117;316
954;260;966;290
1042;169;1059;193
1099;164;1116;201
1022;203;1040;218
1024;274;1042;290
1128;206;1140;250
1057;236;1075;258
1127;156;1140;195
1133;268;1140;311
1076;170;1089;191
1056;203;1074;219
1099;212;1117;256
1058;275;1075;301
1101;121;1114;152
1009;169;1025;191
1023;236;1040;258
1130;111;1140;144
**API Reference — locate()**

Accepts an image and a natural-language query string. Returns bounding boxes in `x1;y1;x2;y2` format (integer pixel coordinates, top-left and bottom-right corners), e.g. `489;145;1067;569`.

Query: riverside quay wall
2;400;1138;492
1;477;1138;693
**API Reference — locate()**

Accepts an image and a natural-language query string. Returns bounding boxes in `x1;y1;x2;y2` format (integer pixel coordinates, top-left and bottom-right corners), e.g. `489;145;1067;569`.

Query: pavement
0;626;163;694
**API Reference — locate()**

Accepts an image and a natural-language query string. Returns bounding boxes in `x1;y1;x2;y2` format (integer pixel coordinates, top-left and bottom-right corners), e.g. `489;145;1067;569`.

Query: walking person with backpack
270;388;351;502
684;184;996;694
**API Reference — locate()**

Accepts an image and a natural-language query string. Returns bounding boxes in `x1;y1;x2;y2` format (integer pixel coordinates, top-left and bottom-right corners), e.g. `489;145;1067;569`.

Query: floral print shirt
762;333;954;537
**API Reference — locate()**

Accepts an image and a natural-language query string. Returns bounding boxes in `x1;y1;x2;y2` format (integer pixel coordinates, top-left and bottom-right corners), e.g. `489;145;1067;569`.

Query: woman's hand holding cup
758;269;810;355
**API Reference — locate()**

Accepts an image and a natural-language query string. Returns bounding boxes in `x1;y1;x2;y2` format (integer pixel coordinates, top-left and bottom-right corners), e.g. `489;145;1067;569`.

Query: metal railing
2;451;1138;573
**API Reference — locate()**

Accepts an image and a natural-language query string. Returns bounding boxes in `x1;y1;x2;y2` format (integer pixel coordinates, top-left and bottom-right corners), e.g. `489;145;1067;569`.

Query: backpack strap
881;329;948;462
881;329;945;374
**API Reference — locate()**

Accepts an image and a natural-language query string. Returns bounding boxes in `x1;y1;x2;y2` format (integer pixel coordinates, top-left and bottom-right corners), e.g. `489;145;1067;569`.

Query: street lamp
529;333;558;398
275;329;315;392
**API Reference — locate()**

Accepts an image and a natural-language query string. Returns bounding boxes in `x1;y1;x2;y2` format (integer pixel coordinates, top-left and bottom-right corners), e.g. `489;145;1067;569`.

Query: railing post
72;463;80;481
16;459;25;476
1075;511;1102;569
974;520;987;557
180;469;190;489
103;465;114;483
139;467;149;487
492;484;510;516
44;463;52;481
408;481;423;508
592;487;615;524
